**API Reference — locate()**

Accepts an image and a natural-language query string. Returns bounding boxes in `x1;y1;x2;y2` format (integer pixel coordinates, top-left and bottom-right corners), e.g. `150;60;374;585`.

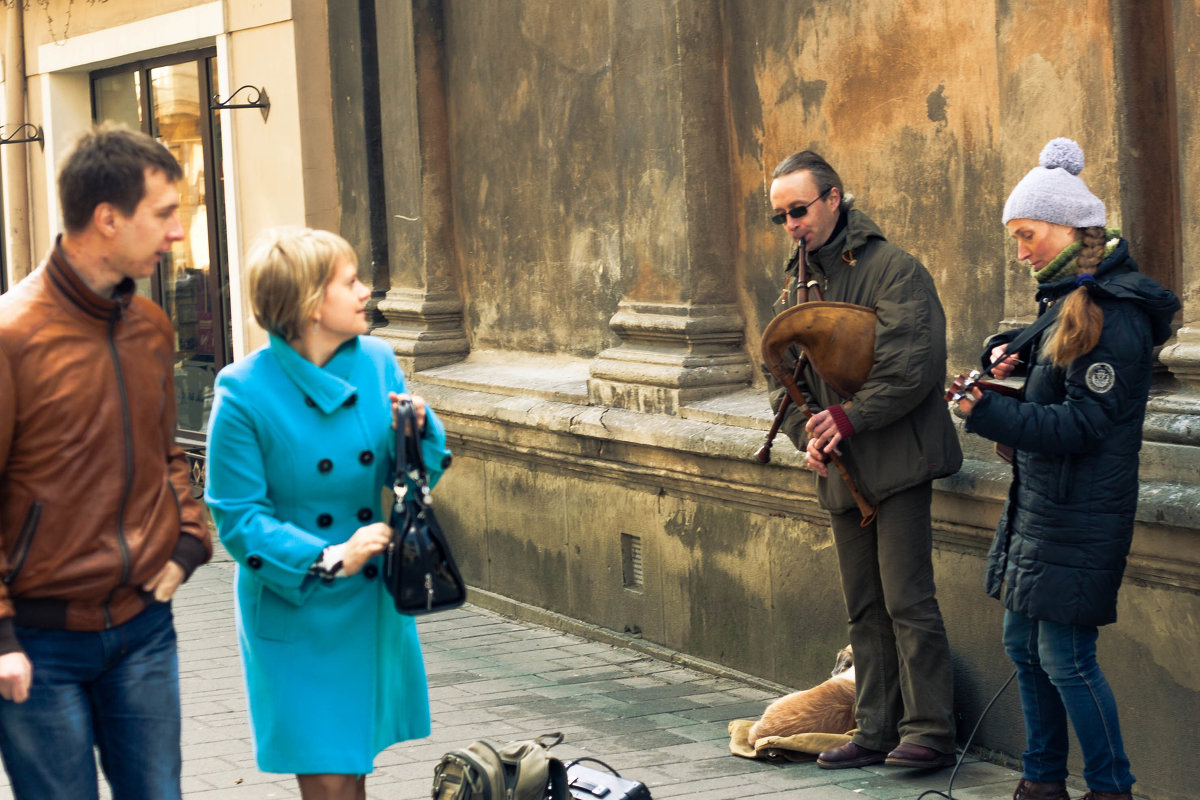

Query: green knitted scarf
1031;228;1121;283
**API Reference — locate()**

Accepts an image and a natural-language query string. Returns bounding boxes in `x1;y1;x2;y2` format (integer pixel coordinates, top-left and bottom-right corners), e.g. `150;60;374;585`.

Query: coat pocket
4;501;43;586
252;581;297;642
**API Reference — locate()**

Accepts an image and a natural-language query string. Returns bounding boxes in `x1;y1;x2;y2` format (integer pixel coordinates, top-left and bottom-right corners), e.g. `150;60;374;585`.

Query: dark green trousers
829;480;956;753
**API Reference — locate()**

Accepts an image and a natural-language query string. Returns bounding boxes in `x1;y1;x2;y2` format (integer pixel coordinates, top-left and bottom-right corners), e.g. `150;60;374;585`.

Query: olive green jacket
768;208;962;512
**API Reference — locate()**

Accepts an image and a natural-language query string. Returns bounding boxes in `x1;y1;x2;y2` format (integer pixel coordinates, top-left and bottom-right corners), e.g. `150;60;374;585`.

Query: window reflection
91;55;226;438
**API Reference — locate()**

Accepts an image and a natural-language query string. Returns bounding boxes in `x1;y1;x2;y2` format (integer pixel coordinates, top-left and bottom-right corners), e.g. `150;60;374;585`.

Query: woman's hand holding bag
383;399;466;615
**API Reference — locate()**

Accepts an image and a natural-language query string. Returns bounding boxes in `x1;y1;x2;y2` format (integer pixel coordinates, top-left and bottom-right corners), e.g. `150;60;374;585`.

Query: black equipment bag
565;758;652;800
383;399;466;615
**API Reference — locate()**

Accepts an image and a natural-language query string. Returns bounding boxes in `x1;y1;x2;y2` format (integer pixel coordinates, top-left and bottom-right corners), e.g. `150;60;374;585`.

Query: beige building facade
1;0;339;456
3;2;1199;798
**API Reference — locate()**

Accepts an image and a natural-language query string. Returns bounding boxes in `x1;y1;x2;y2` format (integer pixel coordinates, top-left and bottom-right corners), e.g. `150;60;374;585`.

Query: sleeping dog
748;645;855;742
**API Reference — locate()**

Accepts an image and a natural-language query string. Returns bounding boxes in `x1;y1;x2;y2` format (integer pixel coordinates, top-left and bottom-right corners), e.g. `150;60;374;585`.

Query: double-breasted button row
311;508;373;529
315;451;375;474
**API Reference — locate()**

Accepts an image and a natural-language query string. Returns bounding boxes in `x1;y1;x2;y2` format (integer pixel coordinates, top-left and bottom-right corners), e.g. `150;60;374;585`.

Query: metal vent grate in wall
621;533;643;590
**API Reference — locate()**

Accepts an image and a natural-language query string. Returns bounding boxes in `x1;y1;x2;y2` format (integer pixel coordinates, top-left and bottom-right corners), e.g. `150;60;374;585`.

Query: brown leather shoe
816;741;886;769
1079;792;1133;800
884;741;957;769
1013;779;1070;800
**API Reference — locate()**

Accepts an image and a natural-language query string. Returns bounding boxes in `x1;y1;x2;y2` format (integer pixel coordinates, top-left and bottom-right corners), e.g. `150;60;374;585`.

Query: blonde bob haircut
245;226;357;342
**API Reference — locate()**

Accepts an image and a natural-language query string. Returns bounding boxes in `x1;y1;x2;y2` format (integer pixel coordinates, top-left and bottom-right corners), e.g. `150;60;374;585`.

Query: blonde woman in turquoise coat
205;227;449;800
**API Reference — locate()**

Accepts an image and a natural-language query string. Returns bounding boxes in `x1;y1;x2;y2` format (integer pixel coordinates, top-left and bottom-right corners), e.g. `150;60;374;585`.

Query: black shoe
816;742;887;770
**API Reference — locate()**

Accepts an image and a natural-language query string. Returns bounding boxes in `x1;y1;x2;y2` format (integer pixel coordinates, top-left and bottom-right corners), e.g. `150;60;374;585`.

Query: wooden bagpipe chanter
757;299;878;524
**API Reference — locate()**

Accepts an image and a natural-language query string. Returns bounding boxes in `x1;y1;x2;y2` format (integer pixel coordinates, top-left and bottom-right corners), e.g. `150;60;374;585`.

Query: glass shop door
92;50;230;491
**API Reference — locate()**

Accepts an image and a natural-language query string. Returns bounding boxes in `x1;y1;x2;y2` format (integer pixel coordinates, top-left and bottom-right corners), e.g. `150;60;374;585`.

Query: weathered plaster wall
730;0;1007;369
372;3;1200;797
427;0;1138;371
443;1;623;356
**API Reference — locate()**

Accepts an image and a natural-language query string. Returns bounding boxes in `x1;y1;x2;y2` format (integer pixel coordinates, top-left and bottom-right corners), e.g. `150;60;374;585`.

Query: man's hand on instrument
989;345;1020;380
804;409;844;476
804;436;831;476
805;410;844;454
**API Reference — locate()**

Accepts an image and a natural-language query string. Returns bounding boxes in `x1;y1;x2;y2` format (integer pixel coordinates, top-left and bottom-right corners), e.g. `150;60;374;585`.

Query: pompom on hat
1002;137;1106;227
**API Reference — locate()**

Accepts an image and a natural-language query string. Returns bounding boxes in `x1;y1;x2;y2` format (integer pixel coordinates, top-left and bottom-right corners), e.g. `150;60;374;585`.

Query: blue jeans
0;602;182;800
1003;610;1134;793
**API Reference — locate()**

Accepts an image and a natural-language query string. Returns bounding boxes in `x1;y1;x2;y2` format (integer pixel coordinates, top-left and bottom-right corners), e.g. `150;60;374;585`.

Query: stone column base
1159;322;1200;392
588;301;753;415
373;288;469;373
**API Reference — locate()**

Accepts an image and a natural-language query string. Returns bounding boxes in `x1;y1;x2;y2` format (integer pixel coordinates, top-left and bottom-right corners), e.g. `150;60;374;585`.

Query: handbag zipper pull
425;573;434;610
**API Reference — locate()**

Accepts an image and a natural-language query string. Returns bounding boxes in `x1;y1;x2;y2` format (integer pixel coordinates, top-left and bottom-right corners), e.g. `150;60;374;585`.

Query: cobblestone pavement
0;545;1084;799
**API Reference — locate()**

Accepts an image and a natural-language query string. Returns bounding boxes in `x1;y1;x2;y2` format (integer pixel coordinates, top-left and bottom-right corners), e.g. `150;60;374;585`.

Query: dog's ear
832;645;853;676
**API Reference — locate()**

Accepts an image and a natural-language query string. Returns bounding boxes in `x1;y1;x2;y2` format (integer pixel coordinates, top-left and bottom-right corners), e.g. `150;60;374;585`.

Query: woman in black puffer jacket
956;138;1180;800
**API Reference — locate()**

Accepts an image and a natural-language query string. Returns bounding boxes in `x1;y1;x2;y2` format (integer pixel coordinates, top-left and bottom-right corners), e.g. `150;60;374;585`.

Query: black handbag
383;399;466;615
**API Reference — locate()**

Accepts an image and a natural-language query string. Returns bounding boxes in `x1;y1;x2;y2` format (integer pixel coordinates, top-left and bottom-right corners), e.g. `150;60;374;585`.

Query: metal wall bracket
0;123;44;150
210;85;270;122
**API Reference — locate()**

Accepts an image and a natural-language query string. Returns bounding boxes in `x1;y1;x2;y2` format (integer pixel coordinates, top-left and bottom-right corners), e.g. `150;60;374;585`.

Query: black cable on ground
915;669;1017;800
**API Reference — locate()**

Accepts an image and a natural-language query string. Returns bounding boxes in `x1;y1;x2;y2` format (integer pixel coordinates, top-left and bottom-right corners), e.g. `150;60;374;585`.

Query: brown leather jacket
0;242;212;654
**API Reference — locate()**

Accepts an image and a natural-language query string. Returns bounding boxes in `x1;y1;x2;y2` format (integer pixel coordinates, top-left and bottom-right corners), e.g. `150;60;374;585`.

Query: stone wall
342;2;1200;797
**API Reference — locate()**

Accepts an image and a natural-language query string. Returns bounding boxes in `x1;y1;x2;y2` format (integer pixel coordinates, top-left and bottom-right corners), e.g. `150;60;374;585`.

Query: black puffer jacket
966;239;1179;627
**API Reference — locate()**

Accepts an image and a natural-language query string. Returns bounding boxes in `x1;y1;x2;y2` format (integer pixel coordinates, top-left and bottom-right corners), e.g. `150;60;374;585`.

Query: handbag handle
393;399;430;507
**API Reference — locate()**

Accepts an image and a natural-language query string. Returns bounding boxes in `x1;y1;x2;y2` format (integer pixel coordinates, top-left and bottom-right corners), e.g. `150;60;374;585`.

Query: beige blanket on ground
727;719;853;762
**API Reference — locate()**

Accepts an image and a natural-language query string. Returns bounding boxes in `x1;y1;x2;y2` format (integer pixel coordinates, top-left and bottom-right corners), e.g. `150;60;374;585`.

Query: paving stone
0;547;1047;800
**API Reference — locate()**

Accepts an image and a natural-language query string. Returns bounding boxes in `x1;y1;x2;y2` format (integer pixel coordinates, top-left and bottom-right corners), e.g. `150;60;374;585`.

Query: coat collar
808;208;887;277
268;334;361;413
44;235;135;323
1035;238;1131;303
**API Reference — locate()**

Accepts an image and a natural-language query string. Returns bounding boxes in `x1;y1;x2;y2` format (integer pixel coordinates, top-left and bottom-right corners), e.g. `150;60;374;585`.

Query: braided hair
1043;226;1107;367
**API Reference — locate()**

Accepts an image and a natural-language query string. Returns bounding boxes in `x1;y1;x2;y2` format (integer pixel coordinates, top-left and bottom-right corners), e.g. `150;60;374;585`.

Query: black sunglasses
770;185;833;225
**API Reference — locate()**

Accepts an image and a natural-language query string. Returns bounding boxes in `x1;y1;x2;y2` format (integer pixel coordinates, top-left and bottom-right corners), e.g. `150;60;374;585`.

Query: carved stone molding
587;301;753;415
1159;322;1200;392
373;287;469;373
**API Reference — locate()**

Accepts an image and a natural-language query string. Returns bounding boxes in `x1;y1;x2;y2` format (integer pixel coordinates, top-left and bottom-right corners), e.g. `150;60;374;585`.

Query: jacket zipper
105;312;134;627
3;501;43;586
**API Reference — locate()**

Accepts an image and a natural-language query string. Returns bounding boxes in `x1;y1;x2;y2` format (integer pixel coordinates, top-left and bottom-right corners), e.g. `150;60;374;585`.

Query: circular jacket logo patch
1085;362;1116;394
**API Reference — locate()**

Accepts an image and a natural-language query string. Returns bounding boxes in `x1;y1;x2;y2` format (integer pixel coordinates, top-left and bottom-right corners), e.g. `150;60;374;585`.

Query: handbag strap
393;399;430;500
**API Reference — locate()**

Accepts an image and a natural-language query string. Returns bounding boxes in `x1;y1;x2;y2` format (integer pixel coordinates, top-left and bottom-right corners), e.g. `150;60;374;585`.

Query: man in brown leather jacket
0;126;212;800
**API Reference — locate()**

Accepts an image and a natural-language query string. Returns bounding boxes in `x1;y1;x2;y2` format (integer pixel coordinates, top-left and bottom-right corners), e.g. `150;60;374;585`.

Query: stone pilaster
588;0;751;413
371;0;468;372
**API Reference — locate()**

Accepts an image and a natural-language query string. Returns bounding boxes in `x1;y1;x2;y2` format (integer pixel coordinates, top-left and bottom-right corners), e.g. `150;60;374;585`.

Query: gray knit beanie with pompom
1002;138;1106;227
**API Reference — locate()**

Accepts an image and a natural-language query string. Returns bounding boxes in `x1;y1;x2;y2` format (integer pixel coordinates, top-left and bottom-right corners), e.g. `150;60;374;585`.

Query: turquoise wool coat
205;334;449;774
